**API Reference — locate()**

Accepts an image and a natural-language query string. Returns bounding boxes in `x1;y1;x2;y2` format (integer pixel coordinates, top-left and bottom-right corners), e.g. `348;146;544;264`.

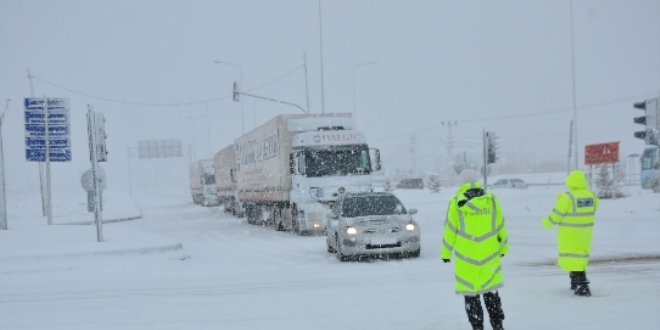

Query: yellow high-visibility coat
441;182;509;296
542;170;599;272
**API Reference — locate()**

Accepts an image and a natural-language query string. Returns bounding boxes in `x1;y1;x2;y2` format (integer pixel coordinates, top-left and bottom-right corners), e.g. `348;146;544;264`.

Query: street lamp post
180;115;207;162
188;98;211;158
353;61;376;121
214;60;244;134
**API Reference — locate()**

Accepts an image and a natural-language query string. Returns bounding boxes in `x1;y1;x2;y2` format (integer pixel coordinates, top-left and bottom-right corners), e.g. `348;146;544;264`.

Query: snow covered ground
1;177;659;329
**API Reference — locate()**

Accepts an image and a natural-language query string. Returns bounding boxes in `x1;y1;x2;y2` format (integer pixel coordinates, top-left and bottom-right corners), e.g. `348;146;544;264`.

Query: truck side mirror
370;148;381;171
289;153;295;174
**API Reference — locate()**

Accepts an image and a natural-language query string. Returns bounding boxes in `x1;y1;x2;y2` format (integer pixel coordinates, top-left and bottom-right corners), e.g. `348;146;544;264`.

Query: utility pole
0;99;10;230
318;0;326;113
303;53;311;114
441;121;457;161
570;0;579;170
410;134;416;175
442;121;457;183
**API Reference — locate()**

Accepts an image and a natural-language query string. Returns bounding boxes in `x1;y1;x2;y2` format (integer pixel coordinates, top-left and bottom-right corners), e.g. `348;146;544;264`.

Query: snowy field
1;178;659;329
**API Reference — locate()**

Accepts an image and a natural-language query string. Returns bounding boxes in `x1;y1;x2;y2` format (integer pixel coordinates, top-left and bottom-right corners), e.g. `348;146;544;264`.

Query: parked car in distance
396;178;424;189
325;192;421;261
491;178;528;189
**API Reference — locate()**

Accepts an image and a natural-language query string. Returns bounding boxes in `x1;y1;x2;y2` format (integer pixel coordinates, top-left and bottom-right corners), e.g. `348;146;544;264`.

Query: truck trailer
213;145;242;215
189;159;219;206
233;113;380;235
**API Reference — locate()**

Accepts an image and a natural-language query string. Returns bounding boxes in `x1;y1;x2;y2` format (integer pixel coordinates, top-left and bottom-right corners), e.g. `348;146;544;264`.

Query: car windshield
341;195;406;218
305;147;371;177
495;180;507;185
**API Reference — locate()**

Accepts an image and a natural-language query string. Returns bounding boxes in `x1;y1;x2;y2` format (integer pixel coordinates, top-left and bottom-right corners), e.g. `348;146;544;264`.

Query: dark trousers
570;271;588;288
464;291;505;329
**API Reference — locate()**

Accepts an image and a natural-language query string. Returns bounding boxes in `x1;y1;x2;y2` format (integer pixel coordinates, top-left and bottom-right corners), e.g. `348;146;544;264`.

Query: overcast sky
1;0;659;193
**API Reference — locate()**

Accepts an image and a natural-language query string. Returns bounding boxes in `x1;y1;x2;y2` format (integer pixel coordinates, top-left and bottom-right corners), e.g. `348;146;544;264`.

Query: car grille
366;242;401;249
363;228;398;234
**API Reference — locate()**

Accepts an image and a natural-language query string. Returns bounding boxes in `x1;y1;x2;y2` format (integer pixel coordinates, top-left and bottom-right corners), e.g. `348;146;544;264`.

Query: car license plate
370;236;397;245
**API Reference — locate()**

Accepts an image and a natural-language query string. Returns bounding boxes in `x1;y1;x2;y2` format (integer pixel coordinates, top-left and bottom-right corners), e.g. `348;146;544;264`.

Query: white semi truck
233;113;380;235
213;145;243;216
188;159;219;206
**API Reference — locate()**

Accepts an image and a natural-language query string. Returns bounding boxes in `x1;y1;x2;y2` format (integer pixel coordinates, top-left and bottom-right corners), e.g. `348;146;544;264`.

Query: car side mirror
408;208;418;215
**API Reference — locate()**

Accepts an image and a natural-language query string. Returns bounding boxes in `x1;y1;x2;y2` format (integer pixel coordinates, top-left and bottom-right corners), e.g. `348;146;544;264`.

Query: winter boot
465;295;484;329
484;291;505;329
569;272;578;290
573;271;591;297
471;324;484;330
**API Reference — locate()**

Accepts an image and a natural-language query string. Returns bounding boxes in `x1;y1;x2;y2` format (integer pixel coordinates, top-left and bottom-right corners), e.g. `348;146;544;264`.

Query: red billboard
584;142;619;165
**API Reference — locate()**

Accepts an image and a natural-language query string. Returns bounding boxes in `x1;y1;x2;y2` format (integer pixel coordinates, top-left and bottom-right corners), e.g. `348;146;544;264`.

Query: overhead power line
29;64;306;108
371;91;659;144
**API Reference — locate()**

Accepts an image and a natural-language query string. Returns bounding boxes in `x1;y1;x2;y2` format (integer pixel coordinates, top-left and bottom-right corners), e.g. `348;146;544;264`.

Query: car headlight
345;226;358;235
405;223;416;231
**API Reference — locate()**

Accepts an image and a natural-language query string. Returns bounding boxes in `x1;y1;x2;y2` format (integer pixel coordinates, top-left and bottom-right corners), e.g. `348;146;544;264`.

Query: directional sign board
24;98;71;162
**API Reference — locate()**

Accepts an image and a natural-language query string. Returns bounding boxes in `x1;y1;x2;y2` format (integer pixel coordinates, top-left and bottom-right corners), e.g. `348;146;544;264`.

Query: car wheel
326;237;336;253
335;235;348;261
408;248;421;258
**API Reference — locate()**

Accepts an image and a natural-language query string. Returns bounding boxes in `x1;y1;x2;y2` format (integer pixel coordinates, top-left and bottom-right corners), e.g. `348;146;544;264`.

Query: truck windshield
341;195;406;218
203;174;215;185
305;147;371;177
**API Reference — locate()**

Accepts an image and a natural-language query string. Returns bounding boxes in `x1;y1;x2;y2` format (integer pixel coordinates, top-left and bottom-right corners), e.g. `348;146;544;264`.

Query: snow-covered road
1;183;659;329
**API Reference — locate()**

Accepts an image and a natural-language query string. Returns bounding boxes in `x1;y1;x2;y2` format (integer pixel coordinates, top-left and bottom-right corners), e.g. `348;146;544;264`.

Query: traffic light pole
483;129;488;188
87;105;103;242
232;82;307;114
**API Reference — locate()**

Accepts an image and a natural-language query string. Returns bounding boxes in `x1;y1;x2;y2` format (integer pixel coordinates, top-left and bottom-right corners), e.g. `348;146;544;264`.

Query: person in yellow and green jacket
441;169;509;330
542;170;599;297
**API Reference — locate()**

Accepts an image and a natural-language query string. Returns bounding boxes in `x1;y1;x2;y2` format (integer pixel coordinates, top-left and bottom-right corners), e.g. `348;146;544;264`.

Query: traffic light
94;113;108;162
486;131;498;164
87;112;108;162
633;98;659;146
233;81;240;102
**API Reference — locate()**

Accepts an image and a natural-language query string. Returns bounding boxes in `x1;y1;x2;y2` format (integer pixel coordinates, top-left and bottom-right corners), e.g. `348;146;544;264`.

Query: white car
491;178;528;189
325;192;421;261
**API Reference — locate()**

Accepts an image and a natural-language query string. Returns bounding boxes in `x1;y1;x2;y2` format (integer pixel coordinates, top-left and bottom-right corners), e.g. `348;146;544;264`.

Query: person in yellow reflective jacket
441;169;509;330
542;170;599;297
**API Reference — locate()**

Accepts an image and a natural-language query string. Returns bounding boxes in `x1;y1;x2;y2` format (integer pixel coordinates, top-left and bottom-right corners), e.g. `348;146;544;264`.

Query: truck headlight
405;223;415;231
345;226;358;235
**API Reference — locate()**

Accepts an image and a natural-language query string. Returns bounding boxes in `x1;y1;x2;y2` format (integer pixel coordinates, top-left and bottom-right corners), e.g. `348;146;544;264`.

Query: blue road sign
24;97;71;162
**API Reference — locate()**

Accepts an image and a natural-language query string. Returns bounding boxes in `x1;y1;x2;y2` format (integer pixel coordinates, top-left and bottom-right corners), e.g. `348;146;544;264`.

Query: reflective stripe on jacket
441;182;509;296
542;170;599;271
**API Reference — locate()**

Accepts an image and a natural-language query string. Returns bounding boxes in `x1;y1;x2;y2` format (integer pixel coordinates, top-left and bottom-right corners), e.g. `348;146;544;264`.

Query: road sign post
24;97;71;225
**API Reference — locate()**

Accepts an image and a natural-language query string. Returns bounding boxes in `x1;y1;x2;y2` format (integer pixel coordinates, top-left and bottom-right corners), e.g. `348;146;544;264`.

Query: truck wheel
273;208;284;231
246;206;256;225
291;208;304;235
